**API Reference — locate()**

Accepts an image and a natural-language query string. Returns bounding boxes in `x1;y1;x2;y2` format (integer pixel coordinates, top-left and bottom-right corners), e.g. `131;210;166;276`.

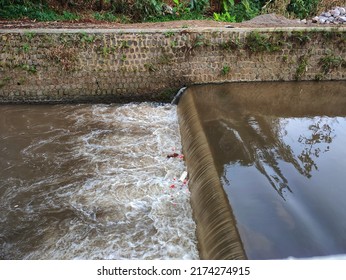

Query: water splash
0;103;198;260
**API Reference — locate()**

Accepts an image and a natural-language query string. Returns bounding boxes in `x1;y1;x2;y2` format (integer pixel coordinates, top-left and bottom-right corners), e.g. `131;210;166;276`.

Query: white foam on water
0;103;198;260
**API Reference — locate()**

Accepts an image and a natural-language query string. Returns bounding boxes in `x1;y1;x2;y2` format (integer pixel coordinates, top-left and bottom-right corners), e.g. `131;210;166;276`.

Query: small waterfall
176;81;346;260
177;89;246;260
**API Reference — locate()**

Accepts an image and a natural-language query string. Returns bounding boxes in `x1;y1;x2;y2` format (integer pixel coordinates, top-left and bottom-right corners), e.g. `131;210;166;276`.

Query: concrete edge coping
0;26;345;34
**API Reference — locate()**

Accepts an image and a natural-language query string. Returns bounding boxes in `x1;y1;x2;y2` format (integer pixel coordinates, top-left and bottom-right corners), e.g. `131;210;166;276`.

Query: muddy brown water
2;81;346;260
0;103;198;260
178;81;346;259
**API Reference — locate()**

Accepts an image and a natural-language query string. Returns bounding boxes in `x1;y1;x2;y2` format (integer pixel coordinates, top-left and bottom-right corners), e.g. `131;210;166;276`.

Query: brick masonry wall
0;27;345;103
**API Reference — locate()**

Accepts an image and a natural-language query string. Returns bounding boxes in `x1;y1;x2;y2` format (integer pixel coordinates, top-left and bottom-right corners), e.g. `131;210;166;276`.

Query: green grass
22;43;30;53
245;31;282;53
79;32;96;44
145;11;208;23
93;12;117;22
0;2;79;21
221;38;243;51
221;65;231;76
320;53;346;74
164;31;176;38
20;64;37;74
295;55;309;80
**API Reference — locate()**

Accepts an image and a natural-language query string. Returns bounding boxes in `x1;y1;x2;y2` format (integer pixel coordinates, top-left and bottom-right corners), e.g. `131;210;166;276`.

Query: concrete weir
177;87;246;259
0;27;345;103
177;81;346;259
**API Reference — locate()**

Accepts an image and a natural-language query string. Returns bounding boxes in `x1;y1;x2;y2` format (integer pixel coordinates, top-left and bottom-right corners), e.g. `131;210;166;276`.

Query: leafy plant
0;1;79;21
80;32;96;43
120;54;127;62
234;0;260;21
0;77;11;88
290;31;311;45
245;31;281;53
93;12;117;22
61;11;79;21
190;0;209;13
314;73;324;81
164;31;176;38
48;45;78;71
213;11;235;22
22;43;30;53
132;0;163;21
112;0;128;13
170;40;178;47
24;31;35;40
112;0;163;22
20;64;37;74
120;41;130;49
172;0;190;15
222;0;235;12
192;34;205;48
221;65;231;75
287;0;319;19
157;52;172;64
214;0;235;22
144;63;157;72
295;55;309;80
102;46;110;56
214;0;260;22
319;53;346;74
221;38;242;50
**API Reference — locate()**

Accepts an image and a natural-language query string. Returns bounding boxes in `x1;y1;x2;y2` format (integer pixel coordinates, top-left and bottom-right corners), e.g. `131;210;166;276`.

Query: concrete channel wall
0;27;345;103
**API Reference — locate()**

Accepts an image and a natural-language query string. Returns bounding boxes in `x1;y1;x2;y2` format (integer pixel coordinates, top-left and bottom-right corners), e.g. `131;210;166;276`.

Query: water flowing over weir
177;81;346;260
177;91;246;260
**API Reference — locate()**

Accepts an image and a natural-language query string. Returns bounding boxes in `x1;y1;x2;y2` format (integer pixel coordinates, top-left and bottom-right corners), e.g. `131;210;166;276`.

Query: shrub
190;0;209;13
131;0;163;21
232;0;261;22
221;65;231;75
0;0;79;21
245;31;281;53
93;12;117;22
213;0;261;22
287;0;319;19
320;53;346;74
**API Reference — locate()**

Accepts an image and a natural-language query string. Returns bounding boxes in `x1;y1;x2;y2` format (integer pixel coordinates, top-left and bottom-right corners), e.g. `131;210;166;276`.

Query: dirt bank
0;14;319;29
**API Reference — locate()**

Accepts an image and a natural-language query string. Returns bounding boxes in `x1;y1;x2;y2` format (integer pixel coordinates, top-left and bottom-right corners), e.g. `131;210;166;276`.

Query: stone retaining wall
0;27;345;103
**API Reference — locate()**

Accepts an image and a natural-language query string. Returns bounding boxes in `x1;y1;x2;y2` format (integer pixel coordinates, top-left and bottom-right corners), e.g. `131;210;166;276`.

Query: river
0;103;198;260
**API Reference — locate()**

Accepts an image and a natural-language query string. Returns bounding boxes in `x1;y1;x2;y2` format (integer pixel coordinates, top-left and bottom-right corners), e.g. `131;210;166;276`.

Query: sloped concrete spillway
177;81;346;260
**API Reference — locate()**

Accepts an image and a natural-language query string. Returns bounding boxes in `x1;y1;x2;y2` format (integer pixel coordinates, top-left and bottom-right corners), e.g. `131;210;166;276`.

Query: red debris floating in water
170;184;175;189
167;153;179;158
167;153;185;159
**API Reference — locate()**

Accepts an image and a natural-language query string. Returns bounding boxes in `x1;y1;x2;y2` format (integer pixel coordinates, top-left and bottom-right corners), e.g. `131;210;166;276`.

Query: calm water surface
193;81;346;259
0;103;198;260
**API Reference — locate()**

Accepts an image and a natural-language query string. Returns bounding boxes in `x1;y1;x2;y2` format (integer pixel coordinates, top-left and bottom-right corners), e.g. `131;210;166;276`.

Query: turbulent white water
0;103;198;260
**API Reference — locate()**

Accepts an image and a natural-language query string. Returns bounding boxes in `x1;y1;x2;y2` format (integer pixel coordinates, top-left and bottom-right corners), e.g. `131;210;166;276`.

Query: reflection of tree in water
212;115;335;200
212;115;295;200
297;118;335;178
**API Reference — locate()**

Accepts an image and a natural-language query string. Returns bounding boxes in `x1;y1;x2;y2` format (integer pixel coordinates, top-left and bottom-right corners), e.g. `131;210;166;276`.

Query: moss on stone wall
0;27;345;103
